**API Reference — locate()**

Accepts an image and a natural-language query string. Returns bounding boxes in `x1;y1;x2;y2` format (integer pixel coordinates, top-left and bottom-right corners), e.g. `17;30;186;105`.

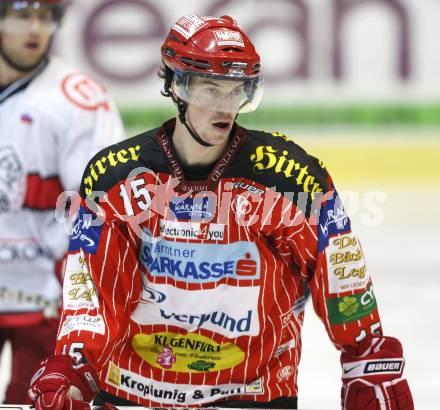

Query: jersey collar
157;118;247;193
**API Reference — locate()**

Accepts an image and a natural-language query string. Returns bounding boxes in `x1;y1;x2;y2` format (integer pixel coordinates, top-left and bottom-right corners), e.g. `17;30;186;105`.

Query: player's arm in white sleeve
35;72;125;265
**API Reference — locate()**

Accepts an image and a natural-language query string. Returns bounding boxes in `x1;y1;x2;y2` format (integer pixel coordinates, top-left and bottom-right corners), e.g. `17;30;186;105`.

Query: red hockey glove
28;355;100;410
341;335;414;410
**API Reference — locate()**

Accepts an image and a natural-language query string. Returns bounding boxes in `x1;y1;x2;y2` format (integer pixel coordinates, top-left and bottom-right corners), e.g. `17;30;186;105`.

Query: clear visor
172;72;264;114
0;1;59;34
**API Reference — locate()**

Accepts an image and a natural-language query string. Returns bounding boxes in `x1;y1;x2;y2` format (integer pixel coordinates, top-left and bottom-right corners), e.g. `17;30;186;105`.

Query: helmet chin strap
171;94;214;148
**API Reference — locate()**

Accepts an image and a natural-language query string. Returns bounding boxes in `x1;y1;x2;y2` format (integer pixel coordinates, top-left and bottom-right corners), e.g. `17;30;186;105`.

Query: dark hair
157;62;174;97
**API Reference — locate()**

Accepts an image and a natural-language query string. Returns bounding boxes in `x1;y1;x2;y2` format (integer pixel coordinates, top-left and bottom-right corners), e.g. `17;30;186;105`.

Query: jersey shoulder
241;128;330;197
80;128;164;198
32;57;113;115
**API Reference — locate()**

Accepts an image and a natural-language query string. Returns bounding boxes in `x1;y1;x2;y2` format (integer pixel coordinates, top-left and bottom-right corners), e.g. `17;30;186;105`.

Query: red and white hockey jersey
0;57;125;326
56;120;382;406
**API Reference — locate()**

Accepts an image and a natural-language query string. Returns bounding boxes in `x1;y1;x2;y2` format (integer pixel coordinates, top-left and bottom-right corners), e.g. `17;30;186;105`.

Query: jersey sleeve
54;197;143;370
306;181;382;348
270;168;382;349
33;74;125;261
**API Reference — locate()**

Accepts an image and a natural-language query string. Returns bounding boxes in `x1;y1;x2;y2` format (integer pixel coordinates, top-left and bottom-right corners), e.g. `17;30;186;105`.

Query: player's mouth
25;41;40;50
212;120;232;132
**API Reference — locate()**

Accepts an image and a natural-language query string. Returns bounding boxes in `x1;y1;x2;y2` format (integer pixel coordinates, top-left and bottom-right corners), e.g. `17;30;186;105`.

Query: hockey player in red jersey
0;0;124;404
28;13;413;409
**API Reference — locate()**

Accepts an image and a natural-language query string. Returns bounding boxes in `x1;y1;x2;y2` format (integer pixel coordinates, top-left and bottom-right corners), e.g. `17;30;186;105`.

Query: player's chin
205;130;230;146
16;54;46;71
22;44;49;64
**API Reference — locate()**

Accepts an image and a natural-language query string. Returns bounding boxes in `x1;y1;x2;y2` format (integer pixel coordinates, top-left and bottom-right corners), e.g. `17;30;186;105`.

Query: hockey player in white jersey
0;0;125;403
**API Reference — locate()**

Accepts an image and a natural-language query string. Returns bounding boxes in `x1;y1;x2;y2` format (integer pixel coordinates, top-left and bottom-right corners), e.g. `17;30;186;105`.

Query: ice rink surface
297;131;439;409
1;131;438;409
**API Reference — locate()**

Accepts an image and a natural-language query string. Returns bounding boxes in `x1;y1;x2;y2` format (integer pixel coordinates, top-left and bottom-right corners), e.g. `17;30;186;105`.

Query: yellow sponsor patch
132;332;245;373
250;145;323;198
83;145;141;195
107;361;121;386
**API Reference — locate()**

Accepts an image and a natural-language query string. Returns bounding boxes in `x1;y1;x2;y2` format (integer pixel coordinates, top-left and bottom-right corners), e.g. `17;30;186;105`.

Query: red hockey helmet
162;14;260;78
161;13;263;114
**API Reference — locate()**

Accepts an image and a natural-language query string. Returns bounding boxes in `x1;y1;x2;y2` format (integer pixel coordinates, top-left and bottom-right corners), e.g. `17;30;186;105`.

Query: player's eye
231;87;244;97
205;87;219;95
38;11;53;24
199;87;220;99
15;10;32;20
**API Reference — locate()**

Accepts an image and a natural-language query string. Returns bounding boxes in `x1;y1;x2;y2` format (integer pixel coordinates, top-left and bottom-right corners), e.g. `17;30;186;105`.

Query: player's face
0;6;56;71
186;77;245;146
